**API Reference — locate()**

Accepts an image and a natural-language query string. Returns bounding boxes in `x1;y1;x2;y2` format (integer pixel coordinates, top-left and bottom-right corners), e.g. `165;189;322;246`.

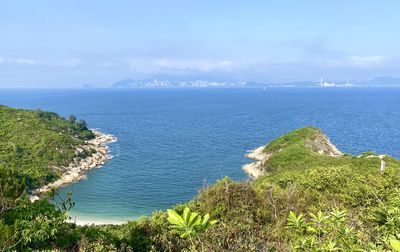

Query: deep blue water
1;88;400;222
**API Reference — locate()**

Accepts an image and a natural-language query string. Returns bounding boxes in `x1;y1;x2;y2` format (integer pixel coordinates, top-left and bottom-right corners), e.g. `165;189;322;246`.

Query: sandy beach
67;214;128;226
30;129;117;201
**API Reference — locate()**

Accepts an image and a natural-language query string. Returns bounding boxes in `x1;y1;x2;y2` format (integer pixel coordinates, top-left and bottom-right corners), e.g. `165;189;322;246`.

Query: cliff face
303;133;342;157
243;127;343;178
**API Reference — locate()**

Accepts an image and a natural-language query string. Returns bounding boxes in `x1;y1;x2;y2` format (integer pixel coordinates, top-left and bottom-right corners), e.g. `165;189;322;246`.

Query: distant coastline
109;76;400;89
30;129;117;201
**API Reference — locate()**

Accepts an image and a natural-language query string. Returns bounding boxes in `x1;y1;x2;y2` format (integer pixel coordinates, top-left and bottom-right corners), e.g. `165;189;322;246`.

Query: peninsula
0;105;116;200
243;127;390;180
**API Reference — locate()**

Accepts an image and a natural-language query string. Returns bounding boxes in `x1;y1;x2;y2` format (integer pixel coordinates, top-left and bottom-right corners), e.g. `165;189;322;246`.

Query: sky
0;0;399;88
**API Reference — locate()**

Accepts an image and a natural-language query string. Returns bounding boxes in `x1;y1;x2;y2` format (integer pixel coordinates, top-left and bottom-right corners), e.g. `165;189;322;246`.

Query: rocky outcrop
242;146;271;178
304;132;342;157
30;129;117;201
242;128;343;179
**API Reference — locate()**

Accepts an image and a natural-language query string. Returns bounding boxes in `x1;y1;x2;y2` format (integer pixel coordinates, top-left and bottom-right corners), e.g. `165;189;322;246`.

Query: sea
1;87;400;223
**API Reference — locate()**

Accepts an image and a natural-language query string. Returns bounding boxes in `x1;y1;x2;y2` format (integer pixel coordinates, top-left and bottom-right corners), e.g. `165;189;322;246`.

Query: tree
75;119;88;131
67;115;77;124
0;163;27;251
0;163;26;216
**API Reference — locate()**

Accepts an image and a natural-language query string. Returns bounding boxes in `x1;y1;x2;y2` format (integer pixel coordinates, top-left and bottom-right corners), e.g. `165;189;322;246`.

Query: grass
263;126;322;153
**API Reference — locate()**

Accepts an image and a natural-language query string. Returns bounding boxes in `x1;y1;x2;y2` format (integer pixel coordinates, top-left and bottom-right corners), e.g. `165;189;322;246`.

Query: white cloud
293;55;389;69
127;58;235;73
349;56;386;68
0;57;83;67
14;58;38;65
55;58;83;67
98;62;114;67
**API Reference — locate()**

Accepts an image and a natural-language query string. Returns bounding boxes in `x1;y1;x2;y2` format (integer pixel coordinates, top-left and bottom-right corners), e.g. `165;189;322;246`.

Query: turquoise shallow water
1;88;400;221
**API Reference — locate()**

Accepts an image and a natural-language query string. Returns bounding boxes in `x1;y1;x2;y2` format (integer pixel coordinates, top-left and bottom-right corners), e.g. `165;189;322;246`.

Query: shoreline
30;129;117;201
67;214;128;226
242;145;270;179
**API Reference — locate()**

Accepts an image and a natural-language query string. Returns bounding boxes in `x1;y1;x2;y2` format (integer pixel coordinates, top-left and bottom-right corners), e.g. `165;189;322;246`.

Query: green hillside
255;126;395;181
190;127;400;251
2;124;400;251
0;105;94;189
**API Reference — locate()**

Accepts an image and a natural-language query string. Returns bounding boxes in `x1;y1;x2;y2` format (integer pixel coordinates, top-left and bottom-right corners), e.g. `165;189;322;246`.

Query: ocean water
1;88;400;222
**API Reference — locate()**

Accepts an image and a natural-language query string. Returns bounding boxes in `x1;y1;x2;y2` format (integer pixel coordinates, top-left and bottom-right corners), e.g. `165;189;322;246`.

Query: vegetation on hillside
1;121;400;251
0;105;95;189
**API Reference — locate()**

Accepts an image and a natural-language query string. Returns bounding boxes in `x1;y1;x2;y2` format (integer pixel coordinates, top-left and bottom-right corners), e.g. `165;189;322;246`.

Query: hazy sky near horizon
0;1;399;87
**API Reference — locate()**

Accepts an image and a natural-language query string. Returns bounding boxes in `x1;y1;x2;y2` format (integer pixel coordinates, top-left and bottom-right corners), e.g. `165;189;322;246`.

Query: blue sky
0;0;399;87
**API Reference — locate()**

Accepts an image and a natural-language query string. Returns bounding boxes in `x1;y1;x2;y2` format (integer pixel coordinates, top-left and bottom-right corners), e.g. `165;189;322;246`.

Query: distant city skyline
1;1;400;88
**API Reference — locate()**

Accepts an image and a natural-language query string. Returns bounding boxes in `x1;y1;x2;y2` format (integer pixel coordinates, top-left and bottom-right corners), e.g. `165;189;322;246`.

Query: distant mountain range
110;76;400;88
357;77;400;86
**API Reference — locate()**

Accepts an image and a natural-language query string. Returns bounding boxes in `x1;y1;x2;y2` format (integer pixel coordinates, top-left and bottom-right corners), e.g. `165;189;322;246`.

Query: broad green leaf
289;211;297;219
309;212;317;220
166;207;218;239
307;226;317;234
202;213;210;228
188;212;199;227
167;209;184;226
194;215;202;226
183;207;191;224
390;239;400;252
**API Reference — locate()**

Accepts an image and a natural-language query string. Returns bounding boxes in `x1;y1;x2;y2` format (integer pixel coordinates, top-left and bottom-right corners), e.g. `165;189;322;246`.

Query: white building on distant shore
319;78;353;87
320;77;336;87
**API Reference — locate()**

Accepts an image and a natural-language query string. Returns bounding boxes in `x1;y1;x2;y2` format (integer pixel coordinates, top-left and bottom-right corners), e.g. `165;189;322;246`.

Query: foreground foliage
1;122;400;251
167;207;218;239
